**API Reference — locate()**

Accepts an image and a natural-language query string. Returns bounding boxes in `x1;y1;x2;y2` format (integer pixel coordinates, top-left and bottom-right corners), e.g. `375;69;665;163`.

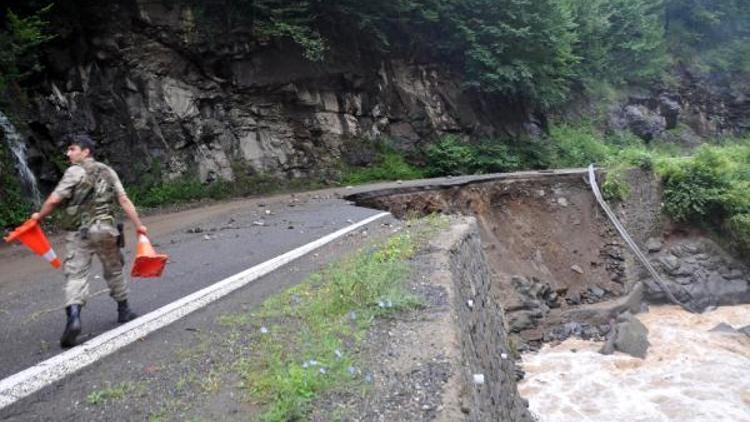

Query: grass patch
86;382;139;406
225;214;448;421
146;398;192;422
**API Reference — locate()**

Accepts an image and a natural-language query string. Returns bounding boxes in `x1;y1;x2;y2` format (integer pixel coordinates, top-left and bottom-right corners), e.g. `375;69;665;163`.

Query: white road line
0;212;390;410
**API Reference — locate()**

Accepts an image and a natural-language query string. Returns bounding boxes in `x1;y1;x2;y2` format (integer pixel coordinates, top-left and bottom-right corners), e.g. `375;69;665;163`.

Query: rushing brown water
519;305;750;421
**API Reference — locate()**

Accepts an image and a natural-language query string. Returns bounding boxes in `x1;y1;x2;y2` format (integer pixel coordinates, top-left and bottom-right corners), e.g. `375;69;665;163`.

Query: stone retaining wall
437;218;533;421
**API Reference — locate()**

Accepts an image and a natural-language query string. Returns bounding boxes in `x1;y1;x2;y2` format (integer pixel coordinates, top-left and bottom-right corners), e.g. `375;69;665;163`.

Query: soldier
30;134;147;348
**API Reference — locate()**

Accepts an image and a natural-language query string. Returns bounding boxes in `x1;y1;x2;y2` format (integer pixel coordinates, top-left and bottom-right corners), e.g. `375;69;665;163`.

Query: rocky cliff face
599;65;750;145
11;1;750;195
21;0;533;192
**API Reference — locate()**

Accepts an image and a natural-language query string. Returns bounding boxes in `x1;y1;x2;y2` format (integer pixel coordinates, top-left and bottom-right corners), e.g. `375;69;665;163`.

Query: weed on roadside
147;397;192;422
86;382;140;406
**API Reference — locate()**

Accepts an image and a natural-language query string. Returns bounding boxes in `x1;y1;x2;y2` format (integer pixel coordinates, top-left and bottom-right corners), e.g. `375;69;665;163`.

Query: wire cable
586;165;696;313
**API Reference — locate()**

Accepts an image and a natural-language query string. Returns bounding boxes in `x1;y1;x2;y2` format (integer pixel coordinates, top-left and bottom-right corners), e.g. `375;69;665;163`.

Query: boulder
617;104;667;141
709;322;738;334
600;312;650;359
658;95;681;130
509;311;538;332
658;254;680;274
645;237;663;253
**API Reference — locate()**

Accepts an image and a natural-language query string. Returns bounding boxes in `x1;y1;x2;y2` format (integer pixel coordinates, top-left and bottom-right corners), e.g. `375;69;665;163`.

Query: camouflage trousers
63;220;127;307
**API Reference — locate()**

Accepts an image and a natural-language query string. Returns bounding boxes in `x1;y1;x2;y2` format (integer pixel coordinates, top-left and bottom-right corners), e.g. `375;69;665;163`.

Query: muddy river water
519;304;750;421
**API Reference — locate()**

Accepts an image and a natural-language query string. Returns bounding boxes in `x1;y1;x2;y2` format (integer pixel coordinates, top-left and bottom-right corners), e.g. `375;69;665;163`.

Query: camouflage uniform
52;158;128;307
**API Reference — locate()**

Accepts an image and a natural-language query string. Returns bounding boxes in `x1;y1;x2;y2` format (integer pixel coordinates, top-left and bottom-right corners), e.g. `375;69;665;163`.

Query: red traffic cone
131;233;168;278
4;219;62;269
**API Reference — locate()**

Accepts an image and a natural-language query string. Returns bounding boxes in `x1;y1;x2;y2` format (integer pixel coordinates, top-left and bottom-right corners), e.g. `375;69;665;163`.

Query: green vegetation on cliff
0;4;54;93
4;0;743;108
171;0;666;108
340;148;424;185
657;142;750;256
167;0;748;108
666;0;750;78
1;0;747;108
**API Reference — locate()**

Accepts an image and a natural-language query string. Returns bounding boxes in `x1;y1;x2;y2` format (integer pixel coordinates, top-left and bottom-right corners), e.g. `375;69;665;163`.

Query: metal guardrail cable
586;165;696;313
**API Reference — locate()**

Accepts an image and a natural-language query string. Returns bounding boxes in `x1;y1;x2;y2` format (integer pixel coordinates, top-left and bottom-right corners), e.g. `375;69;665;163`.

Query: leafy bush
549;124;613;168
723;180;750;215
424;136;476;177
602;170;631;202
727;213;750;255
423;136;553;177
340;149;423;185
624;149;654;171
604;146;655;171
656;141;750;256
129;170;324;209
129;178;225;208
472;142;524;174
657;147;733;223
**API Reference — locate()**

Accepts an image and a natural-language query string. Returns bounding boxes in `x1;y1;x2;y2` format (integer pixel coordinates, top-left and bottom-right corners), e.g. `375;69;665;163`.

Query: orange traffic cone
3;219;62;269
131;233;168;278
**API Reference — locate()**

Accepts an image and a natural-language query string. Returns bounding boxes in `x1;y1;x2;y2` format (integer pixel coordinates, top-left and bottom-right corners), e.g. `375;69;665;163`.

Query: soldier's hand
136;225;148;235
31;212;41;221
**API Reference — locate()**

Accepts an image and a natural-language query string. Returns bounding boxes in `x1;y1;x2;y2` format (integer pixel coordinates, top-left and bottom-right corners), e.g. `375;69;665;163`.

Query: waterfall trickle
0;111;42;207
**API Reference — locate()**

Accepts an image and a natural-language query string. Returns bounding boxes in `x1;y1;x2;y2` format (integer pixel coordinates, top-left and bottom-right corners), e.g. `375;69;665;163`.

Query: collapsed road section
346;168;750;420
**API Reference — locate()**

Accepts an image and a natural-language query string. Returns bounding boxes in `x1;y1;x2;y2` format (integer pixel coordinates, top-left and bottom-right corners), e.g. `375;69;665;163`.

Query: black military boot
60;304;81;348
117;300;137;323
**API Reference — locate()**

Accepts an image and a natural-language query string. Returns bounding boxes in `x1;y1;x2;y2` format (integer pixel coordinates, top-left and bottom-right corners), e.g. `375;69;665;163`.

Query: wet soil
349;172;629;348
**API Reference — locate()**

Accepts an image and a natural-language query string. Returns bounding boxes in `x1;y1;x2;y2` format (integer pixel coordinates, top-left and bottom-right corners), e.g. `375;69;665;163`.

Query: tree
664;0;750;75
569;0;666;86
174;0;326;61
0;4;55;92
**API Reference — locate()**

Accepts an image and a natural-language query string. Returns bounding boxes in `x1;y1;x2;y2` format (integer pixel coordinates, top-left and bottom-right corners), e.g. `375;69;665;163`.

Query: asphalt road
0;190;383;380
